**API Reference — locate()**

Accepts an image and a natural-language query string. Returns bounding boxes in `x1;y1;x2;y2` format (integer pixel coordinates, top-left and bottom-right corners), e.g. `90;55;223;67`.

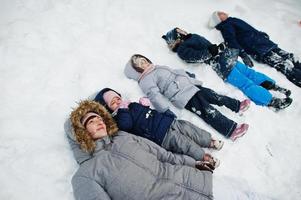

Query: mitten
139;97;151;107
208;44;219;57
240;51;254;67
185;71;196;78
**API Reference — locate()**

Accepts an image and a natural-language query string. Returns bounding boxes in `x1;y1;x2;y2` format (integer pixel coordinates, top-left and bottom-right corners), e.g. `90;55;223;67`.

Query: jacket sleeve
135;135;196;167
115;108;133;132
178;46;212;63
140;81;170;113
220;23;243;52
174;69;203;86
72;176;111;200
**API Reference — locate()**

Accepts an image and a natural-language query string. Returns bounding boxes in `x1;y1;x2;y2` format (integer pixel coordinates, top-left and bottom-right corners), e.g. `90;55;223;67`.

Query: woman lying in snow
124;54;250;141
162;27;292;111
208;11;301;87
67;100;214;200
93;87;222;169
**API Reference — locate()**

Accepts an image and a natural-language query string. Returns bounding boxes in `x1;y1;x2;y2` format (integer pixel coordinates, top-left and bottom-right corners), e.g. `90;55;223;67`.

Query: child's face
86;116;107;140
132;57;152;70
109;96;122;111
218;11;228;21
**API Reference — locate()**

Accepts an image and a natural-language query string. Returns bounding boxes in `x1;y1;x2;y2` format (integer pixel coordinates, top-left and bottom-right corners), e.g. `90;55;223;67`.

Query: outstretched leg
195;85;240;112
234;61;275;85
161;120;211;160
262;49;301;87
226;63;273;106
185;91;237;138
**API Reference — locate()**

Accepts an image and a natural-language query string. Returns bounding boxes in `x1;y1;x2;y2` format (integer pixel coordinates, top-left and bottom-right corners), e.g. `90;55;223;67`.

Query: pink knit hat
103;90;120;105
81;112;101;127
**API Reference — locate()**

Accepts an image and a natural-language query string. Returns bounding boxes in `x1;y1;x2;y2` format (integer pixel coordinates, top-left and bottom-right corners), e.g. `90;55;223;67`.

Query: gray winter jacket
65;121;213;200
124;63;202;112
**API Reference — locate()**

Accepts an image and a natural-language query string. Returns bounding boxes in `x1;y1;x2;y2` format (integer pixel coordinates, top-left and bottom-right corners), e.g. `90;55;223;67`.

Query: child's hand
119;100;131;109
139;97;151;106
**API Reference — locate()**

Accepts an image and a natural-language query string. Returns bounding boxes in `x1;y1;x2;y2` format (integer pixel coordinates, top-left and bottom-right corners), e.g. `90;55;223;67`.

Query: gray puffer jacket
65;121;213;200
124;63;202;112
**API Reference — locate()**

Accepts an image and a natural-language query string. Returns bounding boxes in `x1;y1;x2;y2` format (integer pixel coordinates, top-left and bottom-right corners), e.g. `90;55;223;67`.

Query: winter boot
195;161;214;173
230;123;249;141
239;99;251;114
202;153;220;169
210;139;224;151
268;97;293;111
271;85;291;97
260;81;291;97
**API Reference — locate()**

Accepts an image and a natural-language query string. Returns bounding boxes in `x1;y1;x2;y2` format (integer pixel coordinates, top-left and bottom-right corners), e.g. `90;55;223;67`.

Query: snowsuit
65;119;213;200
215;17;301;87
124;63;241;137
94;88;212;160
176;33;276;106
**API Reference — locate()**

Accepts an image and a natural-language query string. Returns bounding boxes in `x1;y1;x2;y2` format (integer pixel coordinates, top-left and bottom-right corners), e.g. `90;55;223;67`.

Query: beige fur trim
70;100;118;153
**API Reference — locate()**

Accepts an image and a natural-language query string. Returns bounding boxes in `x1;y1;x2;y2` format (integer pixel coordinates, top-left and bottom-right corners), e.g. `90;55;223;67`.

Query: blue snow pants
226;61;275;106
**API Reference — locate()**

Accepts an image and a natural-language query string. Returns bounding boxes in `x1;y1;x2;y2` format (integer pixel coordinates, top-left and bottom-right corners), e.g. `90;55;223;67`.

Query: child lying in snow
124;54;251;140
95;87;223;170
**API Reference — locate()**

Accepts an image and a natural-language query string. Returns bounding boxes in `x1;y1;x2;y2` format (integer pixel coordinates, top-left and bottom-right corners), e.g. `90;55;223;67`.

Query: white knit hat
208;11;221;29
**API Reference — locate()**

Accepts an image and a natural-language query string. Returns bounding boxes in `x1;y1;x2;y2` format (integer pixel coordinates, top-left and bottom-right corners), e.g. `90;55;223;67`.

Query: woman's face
218;11;228;21
86;116;107;140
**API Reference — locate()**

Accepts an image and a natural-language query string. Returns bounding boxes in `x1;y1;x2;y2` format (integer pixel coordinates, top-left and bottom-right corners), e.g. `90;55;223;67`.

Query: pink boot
230;123;249;141
239;99;251;114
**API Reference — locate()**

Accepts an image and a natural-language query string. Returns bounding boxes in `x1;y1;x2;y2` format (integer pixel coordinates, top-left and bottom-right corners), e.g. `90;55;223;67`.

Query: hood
70;100;118;153
124;60;142;81
94;88;121;113
208;11;222;29
64;118;92;164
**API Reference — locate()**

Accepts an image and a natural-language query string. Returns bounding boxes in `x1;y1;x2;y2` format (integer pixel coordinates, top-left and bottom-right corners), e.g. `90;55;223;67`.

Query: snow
0;0;300;199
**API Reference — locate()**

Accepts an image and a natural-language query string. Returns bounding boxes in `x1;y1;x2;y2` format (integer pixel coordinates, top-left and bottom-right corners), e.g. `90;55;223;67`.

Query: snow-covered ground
0;0;300;199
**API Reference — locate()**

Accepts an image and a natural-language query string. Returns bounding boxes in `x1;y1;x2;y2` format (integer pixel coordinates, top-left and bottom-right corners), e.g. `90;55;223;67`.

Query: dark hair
131;54;153;73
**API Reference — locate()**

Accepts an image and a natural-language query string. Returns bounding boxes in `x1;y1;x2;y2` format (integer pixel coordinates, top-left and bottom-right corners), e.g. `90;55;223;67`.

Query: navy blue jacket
216;17;277;60
177;34;212;63
94;88;176;145
115;102;175;145
177;34;239;80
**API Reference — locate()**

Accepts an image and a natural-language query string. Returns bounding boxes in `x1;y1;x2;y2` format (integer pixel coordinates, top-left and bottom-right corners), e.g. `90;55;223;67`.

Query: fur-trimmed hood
70;100;118;153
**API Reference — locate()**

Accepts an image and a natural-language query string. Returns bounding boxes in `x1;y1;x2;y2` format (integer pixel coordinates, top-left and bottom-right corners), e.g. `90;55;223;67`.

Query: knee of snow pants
226;64;273;106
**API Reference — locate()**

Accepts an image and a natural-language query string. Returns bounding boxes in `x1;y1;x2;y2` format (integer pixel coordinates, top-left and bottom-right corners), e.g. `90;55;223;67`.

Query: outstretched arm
72;176;111;200
220;23;243;51
178;46;212;63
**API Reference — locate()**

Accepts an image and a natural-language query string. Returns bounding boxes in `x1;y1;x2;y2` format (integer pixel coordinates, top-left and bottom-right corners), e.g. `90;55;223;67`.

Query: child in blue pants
162;27;293;111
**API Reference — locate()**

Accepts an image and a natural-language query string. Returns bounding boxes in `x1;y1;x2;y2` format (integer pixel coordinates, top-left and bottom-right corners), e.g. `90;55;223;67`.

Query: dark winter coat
215;17;277;60
176;34;239;80
116;103;175;145
94;88;176;145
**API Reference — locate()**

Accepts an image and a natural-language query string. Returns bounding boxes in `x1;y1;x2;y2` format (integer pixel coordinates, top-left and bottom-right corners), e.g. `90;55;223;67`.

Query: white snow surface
0;0;301;199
